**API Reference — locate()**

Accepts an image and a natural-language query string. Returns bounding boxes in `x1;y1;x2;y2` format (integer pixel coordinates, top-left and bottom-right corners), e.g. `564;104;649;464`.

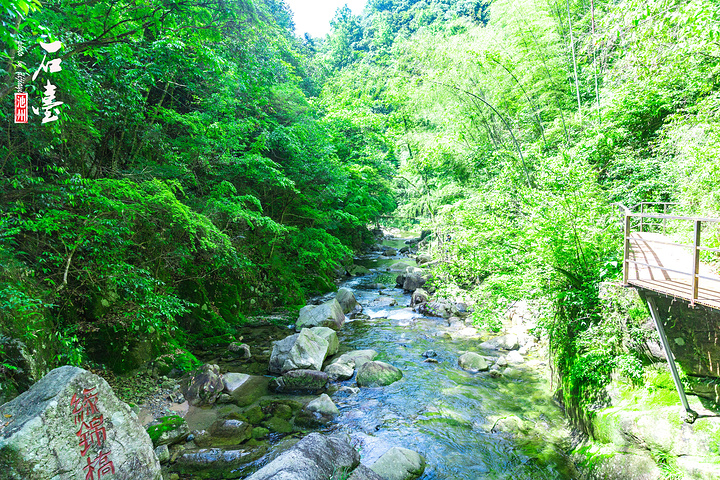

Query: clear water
324;247;575;479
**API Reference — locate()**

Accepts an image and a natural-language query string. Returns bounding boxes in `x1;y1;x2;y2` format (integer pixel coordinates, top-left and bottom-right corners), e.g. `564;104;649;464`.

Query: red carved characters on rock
69;386;115;479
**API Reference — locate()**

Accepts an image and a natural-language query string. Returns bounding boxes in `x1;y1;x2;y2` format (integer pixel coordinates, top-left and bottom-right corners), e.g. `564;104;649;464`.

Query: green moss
146;415;186;445
262;416;293;433
244;405;265;424
252;427;269;439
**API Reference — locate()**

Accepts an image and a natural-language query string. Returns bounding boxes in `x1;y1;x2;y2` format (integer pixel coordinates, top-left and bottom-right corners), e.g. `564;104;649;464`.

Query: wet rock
390;262;413;272
349;464;386;480
272;369;329;393
296;299;346;331
252;427;269;439
227;375;269;407
370;446;426;480
357;361;403;387
402;267;429;292
506;351;524;364
155;445;170;464
489;368;502;378
183;364;224;407
305;393;340;418
495;356;508;367
336;288;360;314
0;366;161;480
328;349;378;371
422;350;437;358
222;372;250;394
415;254;432;265
399;246;410;254
269;328;330;374
411;288;429;307
480;334;520;351
147;414;189;447
417;300;453;318
245;433;359;480
458;352;489;372
348;265;371;276
423;358;439;364
502;367;522;379
336;386;360;395
262;416;293;434
324;362;355;381
309;326;339;356
173;446;267;477
228;342;251;359
207;418;252;446
383;248;398;256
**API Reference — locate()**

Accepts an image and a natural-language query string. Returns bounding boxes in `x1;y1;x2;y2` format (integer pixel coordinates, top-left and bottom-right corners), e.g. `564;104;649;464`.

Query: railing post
640;203;645;232
623;213;631;285
692;220;701;305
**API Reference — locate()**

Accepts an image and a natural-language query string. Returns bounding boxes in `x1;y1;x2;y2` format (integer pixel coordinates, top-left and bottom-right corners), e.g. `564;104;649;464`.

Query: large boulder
357;361;403;387
183;364;224;407
269;328;330;374
0;366;161;480
272;369;329;393
402;267;429;292
370;446;426;480
336;288;359;314
222;373;269;407
458;352;489;372
296;299;346;331
245;433;360;480
309;327;339;356
411;288;429;307
480;334;520;351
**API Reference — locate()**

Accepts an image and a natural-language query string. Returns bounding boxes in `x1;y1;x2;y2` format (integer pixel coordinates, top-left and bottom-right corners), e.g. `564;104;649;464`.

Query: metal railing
616;202;720;306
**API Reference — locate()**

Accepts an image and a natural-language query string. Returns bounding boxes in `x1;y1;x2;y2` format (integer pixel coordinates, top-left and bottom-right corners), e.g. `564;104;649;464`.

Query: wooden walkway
621;207;720;310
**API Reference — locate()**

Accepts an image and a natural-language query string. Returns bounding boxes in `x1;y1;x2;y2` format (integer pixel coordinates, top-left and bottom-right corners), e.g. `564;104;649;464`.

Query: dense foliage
315;0;720;420
1;0;396;372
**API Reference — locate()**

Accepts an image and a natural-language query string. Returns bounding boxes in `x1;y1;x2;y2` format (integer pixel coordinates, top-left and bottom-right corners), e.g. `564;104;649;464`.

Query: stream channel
290;234;575;479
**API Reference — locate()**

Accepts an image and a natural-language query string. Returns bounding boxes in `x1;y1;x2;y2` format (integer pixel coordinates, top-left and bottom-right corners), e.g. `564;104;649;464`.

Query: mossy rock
146;415;189;447
262;416;293;434
244;405;265;425
252;427;270;439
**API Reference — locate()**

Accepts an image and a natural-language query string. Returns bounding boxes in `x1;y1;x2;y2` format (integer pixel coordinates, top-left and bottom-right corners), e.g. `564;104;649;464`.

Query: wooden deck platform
627;232;720;310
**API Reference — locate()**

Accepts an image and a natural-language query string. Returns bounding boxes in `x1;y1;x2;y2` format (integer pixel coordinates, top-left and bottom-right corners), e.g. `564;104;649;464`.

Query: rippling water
322;252;575;479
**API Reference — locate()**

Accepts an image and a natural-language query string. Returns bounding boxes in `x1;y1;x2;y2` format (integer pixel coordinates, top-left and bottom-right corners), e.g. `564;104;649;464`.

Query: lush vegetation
314;0;720;422
3;0;720;427
1;0;396;373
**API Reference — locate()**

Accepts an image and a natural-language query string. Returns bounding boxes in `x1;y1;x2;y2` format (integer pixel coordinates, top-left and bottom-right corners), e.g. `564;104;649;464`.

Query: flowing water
320;237;576;480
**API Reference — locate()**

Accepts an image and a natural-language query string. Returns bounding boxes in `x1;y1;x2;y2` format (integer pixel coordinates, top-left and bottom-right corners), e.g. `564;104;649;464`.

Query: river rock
402;267;428;292
324;362;355;381
383;248;398;256
328;349;378;370
228;342;251;359
372;296;398;307
0;366;161;480
154;445;170;464
269;328;329;374
506;350;524;364
208;418;252;446
309;326;339;356
296;299;346;331
411;288;429;307
480;334;519;351
173;445;267;476
348;265;372;276
336;288;359;314
357;361;403;387
415;254;433;265
227;375;269;407
370;446;426;480
390;262;413;272
349;464;386;480
272;369;329;392
245;433;360;480
183;364;224;406
458;352;489;372
146;414;189;447
305;393;339;417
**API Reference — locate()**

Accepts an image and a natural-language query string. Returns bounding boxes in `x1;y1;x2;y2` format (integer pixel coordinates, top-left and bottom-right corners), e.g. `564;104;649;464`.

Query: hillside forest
2;0;720;420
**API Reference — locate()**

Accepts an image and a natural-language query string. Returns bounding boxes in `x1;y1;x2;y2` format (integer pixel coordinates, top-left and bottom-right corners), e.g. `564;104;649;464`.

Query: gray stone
154;445;170;464
245;433;360;480
324;362;355;381
228;342;252;359
371;296;398;307
411;288;429;307
458;352;489;372
147;414;189;446
506;350;524;364
227;375;269;407
269;328;329;374
329;349;378;371
222;372;251;394
208;418;252;446
349;464;386;480
183;364;224;407
272;369;329;392
370;446;426;480
309;327;339;356
383;248;398;256
415;254;433;265
422;350;437;358
480;334;520;351
402;267;429;292
174;446;267;475
336;288;360;314
495;356;508;367
305;394;340;417
0;366;161;480
357;361;403;387
296;299;346;331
